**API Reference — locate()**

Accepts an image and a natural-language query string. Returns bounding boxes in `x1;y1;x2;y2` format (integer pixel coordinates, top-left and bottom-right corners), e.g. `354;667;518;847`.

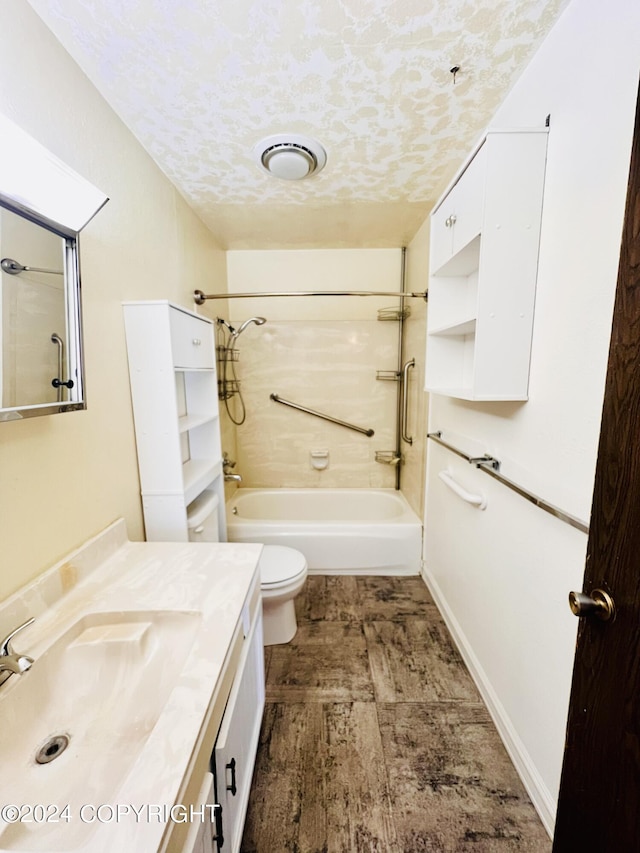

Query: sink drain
35;734;70;765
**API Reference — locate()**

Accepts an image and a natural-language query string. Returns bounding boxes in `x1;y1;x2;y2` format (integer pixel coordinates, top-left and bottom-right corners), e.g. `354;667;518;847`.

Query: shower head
233;317;267;337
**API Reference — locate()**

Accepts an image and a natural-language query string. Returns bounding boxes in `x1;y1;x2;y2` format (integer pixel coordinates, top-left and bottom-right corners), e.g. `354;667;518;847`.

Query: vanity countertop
0;519;262;853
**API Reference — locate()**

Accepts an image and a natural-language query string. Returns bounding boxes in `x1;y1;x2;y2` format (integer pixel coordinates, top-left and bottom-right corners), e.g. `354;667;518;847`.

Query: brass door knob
568;589;615;622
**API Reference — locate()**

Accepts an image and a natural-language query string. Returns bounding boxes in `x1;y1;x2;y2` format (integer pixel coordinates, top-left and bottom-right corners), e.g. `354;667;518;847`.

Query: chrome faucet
0;618;35;686
223;452;242;483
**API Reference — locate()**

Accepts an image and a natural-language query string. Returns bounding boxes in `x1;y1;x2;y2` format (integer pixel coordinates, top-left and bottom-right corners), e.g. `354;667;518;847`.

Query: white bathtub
226;488;422;575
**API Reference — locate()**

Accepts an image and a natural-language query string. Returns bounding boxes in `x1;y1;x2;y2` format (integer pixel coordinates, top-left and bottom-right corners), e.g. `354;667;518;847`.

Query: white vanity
0;521;265;853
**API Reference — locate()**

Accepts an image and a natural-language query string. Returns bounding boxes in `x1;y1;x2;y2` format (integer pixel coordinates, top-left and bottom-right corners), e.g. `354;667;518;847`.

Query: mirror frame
0;114;107;422
0;197;85;421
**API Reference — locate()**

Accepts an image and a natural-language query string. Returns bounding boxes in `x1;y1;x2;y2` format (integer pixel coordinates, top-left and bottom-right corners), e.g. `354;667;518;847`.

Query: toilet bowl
259;545;308;646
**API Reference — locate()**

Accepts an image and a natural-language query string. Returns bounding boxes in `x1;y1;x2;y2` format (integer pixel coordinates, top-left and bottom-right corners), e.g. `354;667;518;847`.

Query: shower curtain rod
194;289;427;304
1;257;63;276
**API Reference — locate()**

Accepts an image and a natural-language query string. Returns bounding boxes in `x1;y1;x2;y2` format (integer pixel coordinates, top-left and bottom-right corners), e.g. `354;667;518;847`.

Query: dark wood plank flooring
241;576;551;853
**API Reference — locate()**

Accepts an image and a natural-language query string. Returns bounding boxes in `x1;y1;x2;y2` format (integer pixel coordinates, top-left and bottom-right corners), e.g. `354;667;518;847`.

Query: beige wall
225;249;404;489
0;2;227;601
403;220;430;519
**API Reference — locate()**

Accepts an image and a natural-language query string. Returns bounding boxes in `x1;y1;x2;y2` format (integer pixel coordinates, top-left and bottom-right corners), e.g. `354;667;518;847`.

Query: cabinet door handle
212;802;224;847
445;214;457;228
225;757;237;796
192;338;202;346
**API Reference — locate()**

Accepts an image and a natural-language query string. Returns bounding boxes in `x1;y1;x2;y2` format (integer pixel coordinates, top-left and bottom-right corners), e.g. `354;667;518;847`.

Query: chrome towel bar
428;431;589;534
270;394;374;437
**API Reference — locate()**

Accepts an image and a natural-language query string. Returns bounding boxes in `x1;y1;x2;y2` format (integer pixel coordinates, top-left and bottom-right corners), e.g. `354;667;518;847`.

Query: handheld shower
216;316;267;425
233;317;267;338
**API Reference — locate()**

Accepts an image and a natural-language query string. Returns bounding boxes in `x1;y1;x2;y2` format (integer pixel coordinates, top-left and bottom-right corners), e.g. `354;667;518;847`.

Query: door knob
568;589;615;621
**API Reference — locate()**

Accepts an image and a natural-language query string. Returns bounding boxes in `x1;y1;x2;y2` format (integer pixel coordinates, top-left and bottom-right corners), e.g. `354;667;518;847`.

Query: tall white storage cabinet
123;301;226;542
425;128;549;401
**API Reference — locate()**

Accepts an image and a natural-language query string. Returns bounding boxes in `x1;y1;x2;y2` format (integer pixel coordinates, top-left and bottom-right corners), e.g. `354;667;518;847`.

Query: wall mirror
0;206;83;418
0;114;108;421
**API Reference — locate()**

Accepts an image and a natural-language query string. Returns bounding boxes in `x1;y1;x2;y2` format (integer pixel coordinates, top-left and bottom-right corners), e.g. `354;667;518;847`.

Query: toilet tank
187;491;220;543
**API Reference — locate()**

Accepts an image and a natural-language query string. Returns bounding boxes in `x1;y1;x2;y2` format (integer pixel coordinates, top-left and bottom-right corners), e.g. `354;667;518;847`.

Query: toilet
258;545;308;646
187;495;307;646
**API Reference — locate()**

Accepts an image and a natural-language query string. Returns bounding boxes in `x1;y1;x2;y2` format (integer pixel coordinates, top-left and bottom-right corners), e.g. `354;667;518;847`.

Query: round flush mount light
253;134;327;181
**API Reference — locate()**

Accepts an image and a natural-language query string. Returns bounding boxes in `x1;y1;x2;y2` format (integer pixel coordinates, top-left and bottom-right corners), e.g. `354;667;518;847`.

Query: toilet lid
259;545;307;586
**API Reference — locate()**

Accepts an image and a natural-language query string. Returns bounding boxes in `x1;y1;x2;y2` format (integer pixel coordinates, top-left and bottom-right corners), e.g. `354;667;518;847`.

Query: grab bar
428;431;589;534
438;470;487;510
401;358;415;445
270;394;374;437
51;333;64;402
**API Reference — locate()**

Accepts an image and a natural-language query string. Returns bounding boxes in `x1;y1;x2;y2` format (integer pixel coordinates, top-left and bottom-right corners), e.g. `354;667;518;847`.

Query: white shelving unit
425;127;549;401
123;300;226;542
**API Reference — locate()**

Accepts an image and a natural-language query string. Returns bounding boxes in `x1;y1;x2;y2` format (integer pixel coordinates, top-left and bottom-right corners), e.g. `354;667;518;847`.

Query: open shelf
183;458;223;506
429;317;477;337
178;412;219;433
432;234;481;278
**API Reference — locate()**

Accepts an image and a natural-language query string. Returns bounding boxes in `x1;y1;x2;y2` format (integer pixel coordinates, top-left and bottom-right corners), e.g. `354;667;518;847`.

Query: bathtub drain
35;734;70;764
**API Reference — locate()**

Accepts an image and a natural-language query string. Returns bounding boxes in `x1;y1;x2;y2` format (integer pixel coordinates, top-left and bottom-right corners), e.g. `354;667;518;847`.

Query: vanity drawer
170;307;214;369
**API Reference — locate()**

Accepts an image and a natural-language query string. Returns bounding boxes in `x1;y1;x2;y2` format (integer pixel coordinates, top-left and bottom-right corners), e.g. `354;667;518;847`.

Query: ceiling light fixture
253;134;327;181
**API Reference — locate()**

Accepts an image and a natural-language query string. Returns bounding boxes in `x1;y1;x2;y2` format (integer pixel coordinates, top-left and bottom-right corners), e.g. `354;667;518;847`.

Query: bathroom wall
0;2;228;601
225;249;404;489
422;0;640;832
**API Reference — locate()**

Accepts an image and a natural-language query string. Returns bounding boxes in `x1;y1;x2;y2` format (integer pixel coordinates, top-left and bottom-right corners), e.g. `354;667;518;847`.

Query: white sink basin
0;610;200;851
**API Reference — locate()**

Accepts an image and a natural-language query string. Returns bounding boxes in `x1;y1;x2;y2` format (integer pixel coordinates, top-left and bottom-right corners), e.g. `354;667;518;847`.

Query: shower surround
233;318;398;488
225;249;407;491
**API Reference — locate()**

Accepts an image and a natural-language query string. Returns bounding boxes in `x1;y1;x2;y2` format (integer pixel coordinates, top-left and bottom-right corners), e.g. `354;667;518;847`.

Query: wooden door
553;82;640;850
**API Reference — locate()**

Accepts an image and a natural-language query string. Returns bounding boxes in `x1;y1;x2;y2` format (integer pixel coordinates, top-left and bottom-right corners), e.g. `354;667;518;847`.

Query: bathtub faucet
223;452;242;482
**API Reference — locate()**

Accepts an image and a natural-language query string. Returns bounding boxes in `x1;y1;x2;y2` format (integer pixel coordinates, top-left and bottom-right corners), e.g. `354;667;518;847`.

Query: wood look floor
241;577;551;853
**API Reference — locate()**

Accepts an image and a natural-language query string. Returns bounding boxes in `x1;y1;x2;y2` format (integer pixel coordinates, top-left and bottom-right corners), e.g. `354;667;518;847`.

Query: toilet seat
259;545;307;589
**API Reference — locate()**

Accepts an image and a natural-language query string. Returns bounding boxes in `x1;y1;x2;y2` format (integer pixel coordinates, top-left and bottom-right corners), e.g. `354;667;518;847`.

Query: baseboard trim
307;568;420;576
421;565;556;839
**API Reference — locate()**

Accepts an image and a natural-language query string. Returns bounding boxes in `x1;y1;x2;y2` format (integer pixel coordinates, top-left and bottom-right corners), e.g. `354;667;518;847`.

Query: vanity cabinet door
213;608;265;853
181;772;216;853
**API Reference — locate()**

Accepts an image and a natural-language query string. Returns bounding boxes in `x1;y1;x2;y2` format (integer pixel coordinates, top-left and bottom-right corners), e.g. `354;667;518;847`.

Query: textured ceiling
28;0;568;249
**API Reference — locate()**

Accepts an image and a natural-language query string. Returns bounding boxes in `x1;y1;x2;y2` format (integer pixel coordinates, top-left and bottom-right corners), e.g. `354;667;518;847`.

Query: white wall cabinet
123;300;226;541
425;128;548;401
